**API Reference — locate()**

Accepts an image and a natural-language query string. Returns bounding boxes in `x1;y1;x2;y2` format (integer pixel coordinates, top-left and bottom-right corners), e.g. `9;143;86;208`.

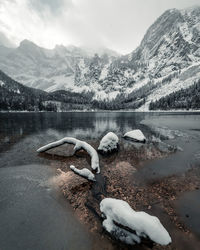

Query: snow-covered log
70;165;96;181
124;129;146;143
37;137;100;173
100;198;171;246
98;132;119;153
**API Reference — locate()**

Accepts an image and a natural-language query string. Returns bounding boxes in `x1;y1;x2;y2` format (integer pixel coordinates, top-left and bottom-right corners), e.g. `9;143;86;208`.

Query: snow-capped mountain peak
0;6;200;110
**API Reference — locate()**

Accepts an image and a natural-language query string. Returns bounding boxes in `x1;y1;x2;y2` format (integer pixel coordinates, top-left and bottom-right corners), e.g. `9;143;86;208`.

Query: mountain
149;80;200;110
0;69;94;111
102;6;200;110
0;6;200;110
0;39;118;97
1;68;199;111
0;69;46;111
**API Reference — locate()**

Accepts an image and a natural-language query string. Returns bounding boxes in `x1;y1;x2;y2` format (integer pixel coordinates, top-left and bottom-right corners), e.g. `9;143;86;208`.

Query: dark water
0;164;92;250
136;114;200;180
176;190;200;238
0;112;200;249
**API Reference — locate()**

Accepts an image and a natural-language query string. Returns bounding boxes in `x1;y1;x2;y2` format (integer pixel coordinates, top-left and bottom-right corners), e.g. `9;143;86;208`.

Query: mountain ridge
0;6;200;110
0;67;199;111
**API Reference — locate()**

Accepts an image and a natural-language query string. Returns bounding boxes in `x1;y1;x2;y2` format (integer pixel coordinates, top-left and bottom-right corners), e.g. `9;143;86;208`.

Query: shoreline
41;135;200;249
1;111;199;249
1;110;200;113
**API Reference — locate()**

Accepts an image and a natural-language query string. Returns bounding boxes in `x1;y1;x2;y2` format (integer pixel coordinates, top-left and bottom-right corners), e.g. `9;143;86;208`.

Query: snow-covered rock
102;216;141;245
98;132;119;153
124;129;146;143
100;198;171;246
70;165;96;181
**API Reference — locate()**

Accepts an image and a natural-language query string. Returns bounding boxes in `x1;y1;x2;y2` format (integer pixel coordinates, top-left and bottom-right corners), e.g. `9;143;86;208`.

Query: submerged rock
98;132;119;154
124;130;146;143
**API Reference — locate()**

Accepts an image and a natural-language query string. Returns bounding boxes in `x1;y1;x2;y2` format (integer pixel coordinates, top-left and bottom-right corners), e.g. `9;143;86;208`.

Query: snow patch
103;217;141;245
70;165;96;181
178;23;193;44
99;64;109;80
124;130;146;142
100;198;172;246
0;80;5;86
98;132;119;153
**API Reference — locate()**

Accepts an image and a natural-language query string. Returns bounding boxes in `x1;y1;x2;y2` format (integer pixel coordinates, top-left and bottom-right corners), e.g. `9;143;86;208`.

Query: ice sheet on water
141;120;185;140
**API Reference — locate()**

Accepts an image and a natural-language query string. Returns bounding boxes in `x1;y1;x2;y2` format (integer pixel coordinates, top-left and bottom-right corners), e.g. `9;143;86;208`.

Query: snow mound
124;130;146;143
98;132;119;153
70;165;96;181
103;217;141;245
100;198;171;246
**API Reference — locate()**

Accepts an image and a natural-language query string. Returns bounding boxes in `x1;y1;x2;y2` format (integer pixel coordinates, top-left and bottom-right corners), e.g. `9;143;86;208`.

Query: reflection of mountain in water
2;112;193;170
0;112;148;141
0;112;151;168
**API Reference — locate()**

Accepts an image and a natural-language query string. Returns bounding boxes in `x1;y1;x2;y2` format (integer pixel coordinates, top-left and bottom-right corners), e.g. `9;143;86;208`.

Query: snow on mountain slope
138;63;200;111
104;6;200;108
0;6;199;108
0;39;118;97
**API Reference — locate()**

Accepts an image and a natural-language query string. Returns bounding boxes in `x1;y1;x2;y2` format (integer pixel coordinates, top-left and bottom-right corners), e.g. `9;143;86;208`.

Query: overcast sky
0;0;200;54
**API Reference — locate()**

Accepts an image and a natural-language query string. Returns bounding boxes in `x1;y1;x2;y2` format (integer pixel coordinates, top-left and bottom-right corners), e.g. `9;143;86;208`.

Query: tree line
149;80;200;110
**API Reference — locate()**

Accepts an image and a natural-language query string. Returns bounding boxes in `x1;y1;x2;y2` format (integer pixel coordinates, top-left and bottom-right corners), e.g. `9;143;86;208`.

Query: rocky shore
39;138;200;250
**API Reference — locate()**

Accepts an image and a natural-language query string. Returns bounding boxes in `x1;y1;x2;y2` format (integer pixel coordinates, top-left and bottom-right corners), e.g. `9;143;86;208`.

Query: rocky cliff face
0;6;200;110
0;39;117;97
103;6;200;109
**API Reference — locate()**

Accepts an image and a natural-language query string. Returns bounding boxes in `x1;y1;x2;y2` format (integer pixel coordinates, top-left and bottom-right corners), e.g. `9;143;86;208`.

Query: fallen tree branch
70;165;96;181
37;137;100;173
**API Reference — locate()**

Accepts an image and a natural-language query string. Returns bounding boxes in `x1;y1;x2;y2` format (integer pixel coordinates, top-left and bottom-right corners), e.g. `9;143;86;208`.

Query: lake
0;112;200;250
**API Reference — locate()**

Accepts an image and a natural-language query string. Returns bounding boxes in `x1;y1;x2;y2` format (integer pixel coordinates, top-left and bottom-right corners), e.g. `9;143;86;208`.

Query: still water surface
0;112;199;249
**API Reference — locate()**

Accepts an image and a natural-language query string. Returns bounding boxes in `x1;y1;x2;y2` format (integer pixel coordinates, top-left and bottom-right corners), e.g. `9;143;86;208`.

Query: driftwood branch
37;137;100;173
70;165;96;181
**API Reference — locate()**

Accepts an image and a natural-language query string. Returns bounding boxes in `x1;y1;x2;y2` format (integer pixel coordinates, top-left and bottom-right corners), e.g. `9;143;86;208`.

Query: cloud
29;0;71;15
0;0;200;53
0;0;71;48
0;31;15;47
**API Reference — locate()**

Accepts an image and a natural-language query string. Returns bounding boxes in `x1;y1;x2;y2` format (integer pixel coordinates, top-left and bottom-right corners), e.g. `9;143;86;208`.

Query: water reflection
0;112;148;158
1;112;199;173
